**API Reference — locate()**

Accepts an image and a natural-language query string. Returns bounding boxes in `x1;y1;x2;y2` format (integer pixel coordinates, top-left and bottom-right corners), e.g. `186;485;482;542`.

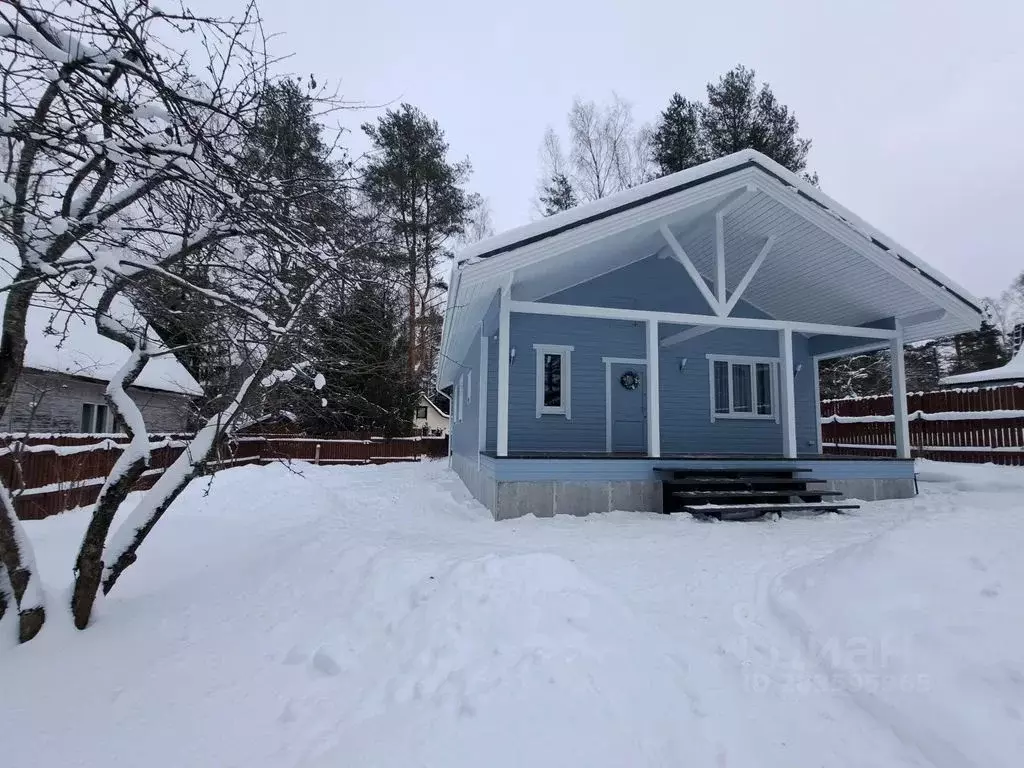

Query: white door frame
603;356;648;453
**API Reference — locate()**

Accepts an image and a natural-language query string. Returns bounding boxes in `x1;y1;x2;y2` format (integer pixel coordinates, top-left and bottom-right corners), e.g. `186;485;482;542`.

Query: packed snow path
2;460;1022;767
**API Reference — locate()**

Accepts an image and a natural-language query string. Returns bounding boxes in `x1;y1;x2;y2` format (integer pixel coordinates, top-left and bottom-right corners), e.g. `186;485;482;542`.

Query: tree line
535;65;1019;399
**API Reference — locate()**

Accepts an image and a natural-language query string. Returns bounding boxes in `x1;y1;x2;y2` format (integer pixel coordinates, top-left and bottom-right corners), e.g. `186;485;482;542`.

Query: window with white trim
414;405;428;420
533;344;573;418
708;355;778;421
81;402;110;433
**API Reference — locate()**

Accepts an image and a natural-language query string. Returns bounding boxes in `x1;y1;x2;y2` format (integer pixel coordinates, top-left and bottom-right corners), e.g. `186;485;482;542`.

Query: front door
610;362;647;453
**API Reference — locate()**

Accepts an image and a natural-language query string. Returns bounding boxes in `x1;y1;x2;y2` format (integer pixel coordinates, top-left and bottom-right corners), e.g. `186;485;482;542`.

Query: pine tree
361;104;473;389
702;65;812;175
651;93;704;175
539;172;578;216
651;65;814;178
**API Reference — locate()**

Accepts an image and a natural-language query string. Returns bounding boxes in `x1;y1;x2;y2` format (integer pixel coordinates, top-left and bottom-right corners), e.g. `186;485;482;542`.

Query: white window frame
466;369;472;406
706;354;779;422
533;344;573;419
454;378;462;423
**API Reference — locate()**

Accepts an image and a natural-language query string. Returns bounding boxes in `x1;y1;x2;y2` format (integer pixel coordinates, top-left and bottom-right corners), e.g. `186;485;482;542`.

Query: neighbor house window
415;405;428;420
533;344;573;418
708;355;778;421
81;402;109;433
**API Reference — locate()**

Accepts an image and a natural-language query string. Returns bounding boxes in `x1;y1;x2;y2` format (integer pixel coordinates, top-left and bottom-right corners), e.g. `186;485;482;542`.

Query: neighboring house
940;347;1024;387
0;275;203;434
412;393;449;435
440;149;983;520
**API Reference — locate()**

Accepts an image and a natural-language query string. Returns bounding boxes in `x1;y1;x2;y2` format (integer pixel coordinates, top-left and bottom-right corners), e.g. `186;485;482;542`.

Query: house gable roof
440;150;983;387
0;246;203;396
940;347;1024;387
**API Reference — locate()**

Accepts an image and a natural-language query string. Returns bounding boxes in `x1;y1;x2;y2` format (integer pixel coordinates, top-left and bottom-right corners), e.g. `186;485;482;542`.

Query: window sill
537;408;568;417
712;412;777;422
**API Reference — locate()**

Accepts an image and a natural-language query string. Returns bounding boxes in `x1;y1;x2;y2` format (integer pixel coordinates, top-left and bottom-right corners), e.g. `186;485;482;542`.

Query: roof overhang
439;150;983;387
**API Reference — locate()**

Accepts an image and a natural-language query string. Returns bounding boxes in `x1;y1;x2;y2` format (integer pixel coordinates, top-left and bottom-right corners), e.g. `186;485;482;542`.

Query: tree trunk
0;272;46;641
70;323;150;629
102;373;259;594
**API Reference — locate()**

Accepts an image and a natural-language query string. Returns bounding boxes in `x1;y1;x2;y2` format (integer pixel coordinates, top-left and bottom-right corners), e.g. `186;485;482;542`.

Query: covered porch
441;151;983;519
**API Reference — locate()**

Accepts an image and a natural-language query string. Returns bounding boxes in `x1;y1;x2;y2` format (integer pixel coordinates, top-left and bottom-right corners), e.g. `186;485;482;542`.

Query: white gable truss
439;150;982;390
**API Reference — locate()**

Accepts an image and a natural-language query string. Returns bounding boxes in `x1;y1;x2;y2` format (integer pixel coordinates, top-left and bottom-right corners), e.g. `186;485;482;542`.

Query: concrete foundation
822;477;917;502
451;453;917;521
492;479;662;521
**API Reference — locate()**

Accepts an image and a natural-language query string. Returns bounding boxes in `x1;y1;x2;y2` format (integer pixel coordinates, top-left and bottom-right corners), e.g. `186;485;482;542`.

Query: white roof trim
440;150;984;387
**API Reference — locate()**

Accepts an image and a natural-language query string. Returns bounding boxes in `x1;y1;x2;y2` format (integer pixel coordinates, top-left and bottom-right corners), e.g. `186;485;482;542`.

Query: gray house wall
0;369;193;433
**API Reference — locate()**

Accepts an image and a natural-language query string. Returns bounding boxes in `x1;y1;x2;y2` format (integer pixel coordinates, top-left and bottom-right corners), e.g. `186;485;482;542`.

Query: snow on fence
2;433;450;520
820;383;1024;464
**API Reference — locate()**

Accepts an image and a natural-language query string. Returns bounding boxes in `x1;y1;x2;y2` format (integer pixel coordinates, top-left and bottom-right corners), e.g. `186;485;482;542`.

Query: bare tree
0;0;348;639
537;94;654;207
986;271;1024;354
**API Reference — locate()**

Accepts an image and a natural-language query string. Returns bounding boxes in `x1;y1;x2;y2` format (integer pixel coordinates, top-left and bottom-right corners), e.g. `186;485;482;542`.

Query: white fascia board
456;177;750;292
510;300;899;340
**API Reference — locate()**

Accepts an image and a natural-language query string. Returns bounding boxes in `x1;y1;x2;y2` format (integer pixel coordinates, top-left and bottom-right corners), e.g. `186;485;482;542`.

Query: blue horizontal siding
507;312;644;453
451;334;480;459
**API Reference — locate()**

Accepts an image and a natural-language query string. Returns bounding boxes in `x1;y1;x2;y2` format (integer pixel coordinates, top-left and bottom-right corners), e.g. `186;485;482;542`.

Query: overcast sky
224;0;1022;299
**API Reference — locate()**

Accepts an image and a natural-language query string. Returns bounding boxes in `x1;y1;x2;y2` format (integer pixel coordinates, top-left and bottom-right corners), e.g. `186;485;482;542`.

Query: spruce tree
651;93;704;175
539;172;578;216
300;281;417;436
948;320;1008;376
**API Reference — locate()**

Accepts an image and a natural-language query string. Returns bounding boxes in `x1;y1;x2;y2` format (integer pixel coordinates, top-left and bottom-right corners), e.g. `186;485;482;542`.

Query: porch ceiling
439;151;982;387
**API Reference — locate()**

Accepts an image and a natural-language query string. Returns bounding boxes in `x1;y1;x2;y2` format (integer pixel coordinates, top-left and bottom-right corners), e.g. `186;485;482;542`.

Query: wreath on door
619;370;641;390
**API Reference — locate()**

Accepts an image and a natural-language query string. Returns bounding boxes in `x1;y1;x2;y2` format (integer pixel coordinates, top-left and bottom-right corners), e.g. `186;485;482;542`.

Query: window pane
756;363;773;415
732;364;753;412
713;361;730;413
81;403;95;432
415;406;427;419
95;404;108;432
543;353;562;407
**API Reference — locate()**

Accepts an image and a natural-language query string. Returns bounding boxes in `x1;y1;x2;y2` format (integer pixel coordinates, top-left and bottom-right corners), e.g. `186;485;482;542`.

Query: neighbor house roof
940;348;1024;387
439;149;983;387
418;392;449;418
0;247;203;396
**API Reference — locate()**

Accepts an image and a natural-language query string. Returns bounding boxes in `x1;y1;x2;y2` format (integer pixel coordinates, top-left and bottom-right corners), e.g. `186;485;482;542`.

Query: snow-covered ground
2;459;1023;767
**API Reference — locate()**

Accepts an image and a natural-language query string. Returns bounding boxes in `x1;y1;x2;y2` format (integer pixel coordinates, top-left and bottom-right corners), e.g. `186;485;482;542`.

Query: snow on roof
940;347;1024;386
0;245;203;396
455;149;978;317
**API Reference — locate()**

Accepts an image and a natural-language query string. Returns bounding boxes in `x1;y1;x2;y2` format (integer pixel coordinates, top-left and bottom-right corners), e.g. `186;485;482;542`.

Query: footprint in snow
980;584;1001;598
311;646;343;677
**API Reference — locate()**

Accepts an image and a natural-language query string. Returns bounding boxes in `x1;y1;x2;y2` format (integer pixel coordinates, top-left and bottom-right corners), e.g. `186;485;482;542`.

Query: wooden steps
655;466;859;520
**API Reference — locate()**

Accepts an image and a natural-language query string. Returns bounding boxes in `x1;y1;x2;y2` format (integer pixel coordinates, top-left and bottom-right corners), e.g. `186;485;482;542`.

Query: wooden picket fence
2;433;449;520
821;383;1024;464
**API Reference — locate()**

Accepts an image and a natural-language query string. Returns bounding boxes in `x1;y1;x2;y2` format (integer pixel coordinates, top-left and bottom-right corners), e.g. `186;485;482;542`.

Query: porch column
496;285;511;457
779;328;797;459
890;324;911;459
646;320;661;457
478;331;488;465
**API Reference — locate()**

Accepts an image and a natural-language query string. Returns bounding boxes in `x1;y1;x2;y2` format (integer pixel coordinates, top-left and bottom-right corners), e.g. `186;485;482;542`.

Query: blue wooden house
439;150;982;519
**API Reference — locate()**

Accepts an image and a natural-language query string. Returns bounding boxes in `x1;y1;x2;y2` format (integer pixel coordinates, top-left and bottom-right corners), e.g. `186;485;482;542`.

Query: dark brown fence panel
7;433;450;520
821;383;1024;466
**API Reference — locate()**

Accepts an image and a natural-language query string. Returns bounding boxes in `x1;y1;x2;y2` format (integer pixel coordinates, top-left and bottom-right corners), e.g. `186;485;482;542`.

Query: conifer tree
539;173;578;216
651;94;704;176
